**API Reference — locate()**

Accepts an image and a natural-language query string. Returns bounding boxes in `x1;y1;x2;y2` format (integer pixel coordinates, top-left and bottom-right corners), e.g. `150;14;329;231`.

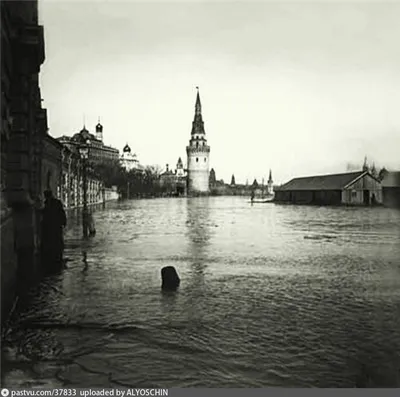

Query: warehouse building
381;171;400;208
274;171;382;206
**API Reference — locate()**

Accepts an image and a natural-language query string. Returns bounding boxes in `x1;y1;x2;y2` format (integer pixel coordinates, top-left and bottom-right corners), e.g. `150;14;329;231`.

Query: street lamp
78;138;90;238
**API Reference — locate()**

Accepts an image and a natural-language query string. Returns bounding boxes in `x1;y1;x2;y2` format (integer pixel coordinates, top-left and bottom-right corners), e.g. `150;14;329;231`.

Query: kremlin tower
186;88;211;194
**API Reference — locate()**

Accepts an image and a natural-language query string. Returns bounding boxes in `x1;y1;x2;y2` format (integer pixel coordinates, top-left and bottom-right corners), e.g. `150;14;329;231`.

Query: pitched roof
381;171;400;187
276;171;368;191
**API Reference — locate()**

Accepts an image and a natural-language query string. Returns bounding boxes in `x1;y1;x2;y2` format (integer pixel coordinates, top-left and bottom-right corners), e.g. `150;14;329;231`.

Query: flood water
2;197;400;388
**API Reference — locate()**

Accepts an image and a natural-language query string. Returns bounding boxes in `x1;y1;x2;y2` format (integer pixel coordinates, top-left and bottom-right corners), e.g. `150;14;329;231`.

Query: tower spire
195;86;201;116
191;87;205;135
186;86;210;194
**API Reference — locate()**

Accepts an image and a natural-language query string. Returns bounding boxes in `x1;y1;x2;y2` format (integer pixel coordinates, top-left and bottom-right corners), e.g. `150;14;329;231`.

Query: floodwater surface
2;197;400;387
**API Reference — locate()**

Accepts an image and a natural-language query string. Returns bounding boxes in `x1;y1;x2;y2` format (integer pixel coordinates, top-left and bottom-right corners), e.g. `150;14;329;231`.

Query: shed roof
276;171;369;191
381;171;400;187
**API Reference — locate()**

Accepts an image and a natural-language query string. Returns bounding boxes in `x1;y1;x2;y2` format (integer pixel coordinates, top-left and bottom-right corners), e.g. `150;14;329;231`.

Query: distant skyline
39;0;400;185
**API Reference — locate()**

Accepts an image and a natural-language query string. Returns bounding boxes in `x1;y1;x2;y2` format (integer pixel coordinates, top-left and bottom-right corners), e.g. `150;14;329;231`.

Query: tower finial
83;113;86;128
195;87;201;115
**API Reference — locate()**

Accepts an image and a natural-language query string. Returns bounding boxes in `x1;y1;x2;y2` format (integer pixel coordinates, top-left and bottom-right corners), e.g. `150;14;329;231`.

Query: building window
196;142;199;148
204;158;206;162
196;158;199;162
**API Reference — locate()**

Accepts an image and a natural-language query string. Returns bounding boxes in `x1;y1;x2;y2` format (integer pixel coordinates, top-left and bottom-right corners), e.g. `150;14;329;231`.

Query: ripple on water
2;198;400;387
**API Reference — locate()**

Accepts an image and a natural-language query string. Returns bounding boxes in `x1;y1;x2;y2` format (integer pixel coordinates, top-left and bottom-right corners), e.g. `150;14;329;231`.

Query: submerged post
161;266;180;290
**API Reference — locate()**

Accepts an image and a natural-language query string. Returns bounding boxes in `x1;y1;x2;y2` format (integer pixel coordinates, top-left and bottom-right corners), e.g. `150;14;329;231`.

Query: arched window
196;142;199;148
204;158;206;162
196;158;199;162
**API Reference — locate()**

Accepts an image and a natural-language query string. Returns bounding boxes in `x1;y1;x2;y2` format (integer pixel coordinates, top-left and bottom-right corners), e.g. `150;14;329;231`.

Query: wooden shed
274;171;382;206
381;171;400;208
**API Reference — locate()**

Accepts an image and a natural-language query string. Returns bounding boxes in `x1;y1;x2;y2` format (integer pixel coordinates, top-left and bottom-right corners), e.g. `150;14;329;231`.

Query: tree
370;162;377;178
92;159;126;188
378;167;388;181
362;156;369;172
209;168;216;185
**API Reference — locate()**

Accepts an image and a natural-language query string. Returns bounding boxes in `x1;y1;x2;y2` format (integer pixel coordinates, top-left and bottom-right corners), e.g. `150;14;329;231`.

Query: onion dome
123;143;131;153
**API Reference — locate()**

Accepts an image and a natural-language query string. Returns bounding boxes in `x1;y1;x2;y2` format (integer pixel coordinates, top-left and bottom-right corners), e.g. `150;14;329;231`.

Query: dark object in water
88;213;96;237
161;266;180;290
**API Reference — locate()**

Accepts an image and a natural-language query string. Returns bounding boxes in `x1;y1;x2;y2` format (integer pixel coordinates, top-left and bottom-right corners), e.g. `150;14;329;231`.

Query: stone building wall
42;135;62;197
1;0;48;323
187;146;210;193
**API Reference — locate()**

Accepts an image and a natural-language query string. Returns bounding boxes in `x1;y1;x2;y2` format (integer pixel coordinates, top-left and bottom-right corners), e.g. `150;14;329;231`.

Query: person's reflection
82;250;89;273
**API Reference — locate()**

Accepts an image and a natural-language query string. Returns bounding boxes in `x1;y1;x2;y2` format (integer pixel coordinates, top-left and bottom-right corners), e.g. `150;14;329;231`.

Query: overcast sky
39;0;400;185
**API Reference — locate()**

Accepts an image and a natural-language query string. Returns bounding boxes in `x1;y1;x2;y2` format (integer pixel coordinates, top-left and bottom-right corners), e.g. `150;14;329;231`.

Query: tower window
204;158;206;162
196;158;199;162
196;142;199;148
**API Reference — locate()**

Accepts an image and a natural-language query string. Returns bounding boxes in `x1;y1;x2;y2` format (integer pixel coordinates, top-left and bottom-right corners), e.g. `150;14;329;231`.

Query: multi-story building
274;170;382;206
186;88;211;195
57;121;119;164
120;143;144;172
159;158;187;196
1;0;48;321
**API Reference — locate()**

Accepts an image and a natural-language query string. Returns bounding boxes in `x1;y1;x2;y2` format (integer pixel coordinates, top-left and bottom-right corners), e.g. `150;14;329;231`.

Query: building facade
186;89;211;195
274;171;382;206
58;144;108;209
120;143;144;172
1;0;48;321
42;134;63;198
159;159;187;196
57;122;119;165
380;171;400;208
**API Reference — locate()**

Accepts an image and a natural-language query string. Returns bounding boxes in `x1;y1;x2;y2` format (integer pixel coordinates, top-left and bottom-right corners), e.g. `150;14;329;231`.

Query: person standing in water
41;190;67;271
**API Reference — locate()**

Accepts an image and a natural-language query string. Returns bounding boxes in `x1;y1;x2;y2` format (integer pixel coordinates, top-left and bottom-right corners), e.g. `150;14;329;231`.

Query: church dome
123;144;131;153
72;125;96;143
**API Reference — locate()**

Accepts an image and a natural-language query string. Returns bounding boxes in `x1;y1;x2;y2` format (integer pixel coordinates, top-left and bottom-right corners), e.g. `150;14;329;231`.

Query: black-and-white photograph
1;0;400;390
